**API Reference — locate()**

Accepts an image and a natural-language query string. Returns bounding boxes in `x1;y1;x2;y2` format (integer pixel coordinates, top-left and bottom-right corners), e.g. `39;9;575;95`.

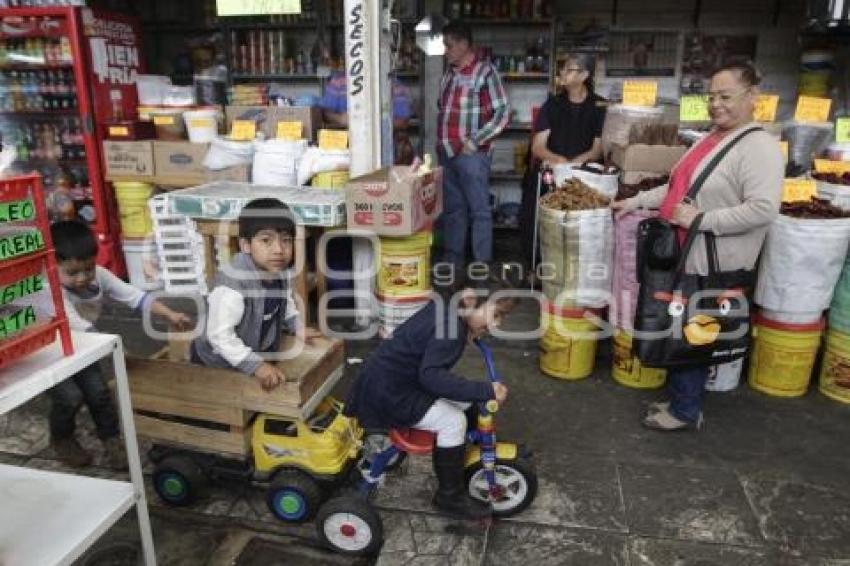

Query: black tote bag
633;127;761;368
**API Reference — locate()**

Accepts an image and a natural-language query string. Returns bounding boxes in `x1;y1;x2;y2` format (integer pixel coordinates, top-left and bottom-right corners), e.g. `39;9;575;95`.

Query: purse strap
686;126;763;201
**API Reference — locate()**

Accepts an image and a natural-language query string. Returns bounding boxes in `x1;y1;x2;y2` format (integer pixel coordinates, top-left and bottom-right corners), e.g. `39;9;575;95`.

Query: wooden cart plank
131;392;249;426
134;414;250;457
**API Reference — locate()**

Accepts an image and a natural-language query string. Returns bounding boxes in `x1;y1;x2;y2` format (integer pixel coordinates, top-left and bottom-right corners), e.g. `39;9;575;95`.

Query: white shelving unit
0;332;156;566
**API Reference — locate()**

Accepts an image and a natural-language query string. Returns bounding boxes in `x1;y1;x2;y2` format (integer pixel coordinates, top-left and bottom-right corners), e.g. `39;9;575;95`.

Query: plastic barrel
377;292;430;338
377;231;432;297
114;182;154;238
539;301;600;380
829;254;850;334
818;328;850;404
611;329;666;389
183;108;221;143
748;314;825;397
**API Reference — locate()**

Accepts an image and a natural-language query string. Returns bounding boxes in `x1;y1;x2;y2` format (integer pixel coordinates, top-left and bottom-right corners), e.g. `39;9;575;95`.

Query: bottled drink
541;164;555;195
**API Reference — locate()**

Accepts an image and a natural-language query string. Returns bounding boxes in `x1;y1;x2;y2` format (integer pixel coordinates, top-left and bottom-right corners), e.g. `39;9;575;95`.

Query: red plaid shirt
437;56;510;158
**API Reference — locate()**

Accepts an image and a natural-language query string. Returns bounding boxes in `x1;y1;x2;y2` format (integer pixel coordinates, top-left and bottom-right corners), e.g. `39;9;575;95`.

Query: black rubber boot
432;445;492;519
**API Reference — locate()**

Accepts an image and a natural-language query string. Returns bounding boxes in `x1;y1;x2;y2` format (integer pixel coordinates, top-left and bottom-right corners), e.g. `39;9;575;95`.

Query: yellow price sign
754;95;779;122
276;121;304;140
837;117;850;143
189;118;215;129
231;120;257;141
153;115;175;126
108;126;129;137
216;0;300;16
814;159;850;175
318;129;349;150
794;96;832;123
679;95;709;122
779;141;788;164
623;80;657;107
782;178;817;203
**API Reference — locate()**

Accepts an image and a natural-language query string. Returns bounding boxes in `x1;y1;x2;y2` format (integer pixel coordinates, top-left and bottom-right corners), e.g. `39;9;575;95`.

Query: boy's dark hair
238;198;296;240
711;58;762;88
443;20;473;46
50;220;98;261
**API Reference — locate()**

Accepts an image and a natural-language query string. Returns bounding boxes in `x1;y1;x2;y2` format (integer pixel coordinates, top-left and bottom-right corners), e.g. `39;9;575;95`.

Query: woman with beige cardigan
613;61;784;431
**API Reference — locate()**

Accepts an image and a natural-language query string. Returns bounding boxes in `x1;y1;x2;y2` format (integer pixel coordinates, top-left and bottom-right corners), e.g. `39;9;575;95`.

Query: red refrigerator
0;6;145;276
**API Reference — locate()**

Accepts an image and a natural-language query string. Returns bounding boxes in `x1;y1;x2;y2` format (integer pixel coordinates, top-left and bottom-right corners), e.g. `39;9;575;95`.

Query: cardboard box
205;163;252;183
225;105;323;141
103;141;155;178
346;166;443;236
153;141;210;182
610;143;687;174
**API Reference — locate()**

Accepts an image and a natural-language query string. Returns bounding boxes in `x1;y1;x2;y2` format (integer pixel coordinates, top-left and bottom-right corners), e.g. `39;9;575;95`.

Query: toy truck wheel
316;496;383;556
266;469;324;523
152;455;208;506
465;458;538;517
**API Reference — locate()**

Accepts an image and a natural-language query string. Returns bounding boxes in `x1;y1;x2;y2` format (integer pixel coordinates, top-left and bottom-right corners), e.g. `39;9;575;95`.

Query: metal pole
530;171;542;292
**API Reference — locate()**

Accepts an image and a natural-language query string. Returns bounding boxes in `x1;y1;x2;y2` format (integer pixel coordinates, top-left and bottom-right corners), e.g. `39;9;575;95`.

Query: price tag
276;120;304;140
231;120;257;141
623;81;657;107
754;95;779;122
0;305;36;340
679;95;710;122
108;126;129;137
779;141;788;163
837;117;850;143
0;199;35;223
318;129;349;150
0;230;44;261
814;159;850;175
0;274;43;306
153;115;175;126
782;178;817;203
794;96;832;123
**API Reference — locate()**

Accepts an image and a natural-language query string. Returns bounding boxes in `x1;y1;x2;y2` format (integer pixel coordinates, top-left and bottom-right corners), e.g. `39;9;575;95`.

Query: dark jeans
668;365;710;423
47;362;119;440
439;151;493;268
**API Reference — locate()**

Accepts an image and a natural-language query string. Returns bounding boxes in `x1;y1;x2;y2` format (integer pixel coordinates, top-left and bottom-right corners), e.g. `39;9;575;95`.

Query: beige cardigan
624;122;784;275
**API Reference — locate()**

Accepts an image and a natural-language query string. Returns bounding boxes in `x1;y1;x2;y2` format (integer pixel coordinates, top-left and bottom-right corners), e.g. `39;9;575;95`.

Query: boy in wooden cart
191;198;321;391
49;220;192;469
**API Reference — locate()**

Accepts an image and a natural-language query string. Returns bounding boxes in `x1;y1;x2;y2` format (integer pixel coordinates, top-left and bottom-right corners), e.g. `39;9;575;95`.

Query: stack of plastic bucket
114;182;161;290
611;329;666;389
375;231;432;337
539;300;602;380
820;254;850;403
748;312;825;397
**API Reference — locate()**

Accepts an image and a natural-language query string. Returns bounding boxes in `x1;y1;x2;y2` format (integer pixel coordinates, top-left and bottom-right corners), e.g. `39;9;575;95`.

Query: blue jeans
439;151;493;268
47;362;119;440
668;365;710;423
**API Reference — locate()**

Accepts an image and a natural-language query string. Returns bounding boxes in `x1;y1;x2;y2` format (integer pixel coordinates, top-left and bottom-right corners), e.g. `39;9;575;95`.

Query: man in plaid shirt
437;20;510;270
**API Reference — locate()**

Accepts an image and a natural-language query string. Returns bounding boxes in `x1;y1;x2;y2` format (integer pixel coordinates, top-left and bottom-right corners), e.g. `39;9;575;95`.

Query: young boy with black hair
192;198;320;391
344;271;517;519
50;220;191;469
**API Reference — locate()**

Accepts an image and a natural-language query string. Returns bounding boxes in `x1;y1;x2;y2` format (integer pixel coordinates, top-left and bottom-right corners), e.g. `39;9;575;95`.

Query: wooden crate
126;335;345;457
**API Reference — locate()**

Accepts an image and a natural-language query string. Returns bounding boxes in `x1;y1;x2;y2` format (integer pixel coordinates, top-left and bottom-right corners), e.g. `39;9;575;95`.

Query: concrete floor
3;234;850;565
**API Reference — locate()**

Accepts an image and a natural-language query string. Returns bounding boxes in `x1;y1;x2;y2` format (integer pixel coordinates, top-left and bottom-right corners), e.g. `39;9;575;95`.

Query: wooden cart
125;335;345;457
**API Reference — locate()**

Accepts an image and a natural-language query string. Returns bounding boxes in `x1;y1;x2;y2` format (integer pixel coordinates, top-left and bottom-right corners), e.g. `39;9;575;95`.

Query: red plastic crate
0;173;72;366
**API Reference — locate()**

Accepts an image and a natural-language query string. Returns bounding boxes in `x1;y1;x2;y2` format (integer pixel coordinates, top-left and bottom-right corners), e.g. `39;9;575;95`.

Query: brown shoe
52;436;93;468
642;406;704;432
103;437;128;471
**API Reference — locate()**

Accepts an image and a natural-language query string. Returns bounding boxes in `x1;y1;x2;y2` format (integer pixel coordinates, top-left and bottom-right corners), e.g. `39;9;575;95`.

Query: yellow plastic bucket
612;330;666;389
539;303;600;380
114;182;154;238
377;231;432;297
313;170;350;189
748;314;824;397
818;328;850;404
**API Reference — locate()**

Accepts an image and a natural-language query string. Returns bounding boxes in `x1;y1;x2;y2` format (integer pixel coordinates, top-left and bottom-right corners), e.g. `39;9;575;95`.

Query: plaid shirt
437;56;510;158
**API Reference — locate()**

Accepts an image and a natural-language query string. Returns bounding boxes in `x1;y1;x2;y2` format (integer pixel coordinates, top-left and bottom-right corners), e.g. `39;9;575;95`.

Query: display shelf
224;21;318;30
0;463;135;566
0;331;156;565
457;18;553;25
0;62;74;70
231;73;327;82
502;72;549;82
0;109;79;116
105;174;207;188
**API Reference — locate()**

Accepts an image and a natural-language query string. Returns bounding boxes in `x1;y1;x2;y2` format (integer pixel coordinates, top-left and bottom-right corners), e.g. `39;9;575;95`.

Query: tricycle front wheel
465;458;537;517
316;495;383;556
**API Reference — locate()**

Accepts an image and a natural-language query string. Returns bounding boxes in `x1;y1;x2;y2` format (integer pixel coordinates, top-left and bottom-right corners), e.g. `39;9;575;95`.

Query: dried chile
780;198;850;219
540;178;611;211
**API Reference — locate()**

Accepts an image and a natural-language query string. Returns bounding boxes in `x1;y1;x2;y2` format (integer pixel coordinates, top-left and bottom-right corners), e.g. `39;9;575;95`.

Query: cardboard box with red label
346;166;443;236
